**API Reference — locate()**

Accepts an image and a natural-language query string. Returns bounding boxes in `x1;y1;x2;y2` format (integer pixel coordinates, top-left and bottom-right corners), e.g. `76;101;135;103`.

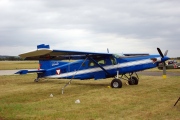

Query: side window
89;61;95;67
98;59;105;65
89;59;106;67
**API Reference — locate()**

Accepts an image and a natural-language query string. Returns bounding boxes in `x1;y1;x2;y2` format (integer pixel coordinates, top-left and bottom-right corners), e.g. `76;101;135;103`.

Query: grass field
0;61;179;120
0;74;179;120
0;61;38;70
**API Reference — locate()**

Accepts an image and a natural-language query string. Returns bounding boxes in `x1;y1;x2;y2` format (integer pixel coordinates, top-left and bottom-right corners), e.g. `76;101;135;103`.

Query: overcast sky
0;0;180;57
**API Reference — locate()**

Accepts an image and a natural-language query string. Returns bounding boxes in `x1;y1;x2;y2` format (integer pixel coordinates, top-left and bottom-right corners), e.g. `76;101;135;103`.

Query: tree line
0;56;23;61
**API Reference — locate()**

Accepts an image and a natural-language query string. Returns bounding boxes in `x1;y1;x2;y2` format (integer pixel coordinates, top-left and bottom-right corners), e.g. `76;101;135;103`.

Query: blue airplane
16;44;169;89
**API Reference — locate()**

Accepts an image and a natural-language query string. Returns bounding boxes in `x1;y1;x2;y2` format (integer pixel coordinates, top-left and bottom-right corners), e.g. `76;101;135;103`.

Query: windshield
113;53;125;58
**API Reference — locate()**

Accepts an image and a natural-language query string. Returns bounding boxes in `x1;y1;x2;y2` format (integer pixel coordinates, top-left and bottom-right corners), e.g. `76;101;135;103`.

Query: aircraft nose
161;56;170;62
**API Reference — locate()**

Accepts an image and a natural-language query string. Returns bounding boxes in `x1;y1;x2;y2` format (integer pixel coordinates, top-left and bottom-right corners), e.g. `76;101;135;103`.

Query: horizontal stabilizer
15;69;45;75
15;70;28;74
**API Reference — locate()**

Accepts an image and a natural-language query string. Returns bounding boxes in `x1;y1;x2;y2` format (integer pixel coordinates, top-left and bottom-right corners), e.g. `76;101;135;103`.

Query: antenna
107;48;109;53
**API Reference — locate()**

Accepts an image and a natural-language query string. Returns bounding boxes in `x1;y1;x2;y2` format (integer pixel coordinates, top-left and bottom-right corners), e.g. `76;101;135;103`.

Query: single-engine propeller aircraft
16;44;169;89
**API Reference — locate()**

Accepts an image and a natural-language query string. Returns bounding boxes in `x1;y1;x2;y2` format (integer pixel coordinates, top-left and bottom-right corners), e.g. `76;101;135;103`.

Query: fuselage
38;54;169;80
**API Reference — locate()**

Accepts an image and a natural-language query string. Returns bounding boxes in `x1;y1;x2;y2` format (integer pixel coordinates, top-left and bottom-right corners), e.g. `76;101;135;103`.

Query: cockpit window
110;56;117;65
89;59;106;67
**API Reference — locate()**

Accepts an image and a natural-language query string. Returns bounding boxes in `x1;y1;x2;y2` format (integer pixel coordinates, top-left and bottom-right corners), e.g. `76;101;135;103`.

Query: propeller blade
164;50;168;56
157;48;164;58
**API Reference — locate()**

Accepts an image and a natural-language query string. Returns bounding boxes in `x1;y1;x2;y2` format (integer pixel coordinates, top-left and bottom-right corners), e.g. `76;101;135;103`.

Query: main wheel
111;79;122;88
128;76;138;85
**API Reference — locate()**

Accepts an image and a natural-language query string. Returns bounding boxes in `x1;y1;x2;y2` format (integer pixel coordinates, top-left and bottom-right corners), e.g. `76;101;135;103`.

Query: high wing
123;53;149;56
19;44;149;60
19;49;112;60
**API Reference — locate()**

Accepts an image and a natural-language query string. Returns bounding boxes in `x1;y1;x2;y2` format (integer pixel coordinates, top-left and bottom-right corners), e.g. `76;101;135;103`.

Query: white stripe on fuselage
46;57;161;78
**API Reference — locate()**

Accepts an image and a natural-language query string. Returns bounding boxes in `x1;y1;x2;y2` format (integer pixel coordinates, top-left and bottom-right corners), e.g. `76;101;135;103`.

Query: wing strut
61;56;88;94
88;56;111;76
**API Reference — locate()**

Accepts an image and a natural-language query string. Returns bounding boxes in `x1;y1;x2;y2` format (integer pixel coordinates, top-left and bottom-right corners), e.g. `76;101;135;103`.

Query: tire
111;79;122;88
128;76;138;85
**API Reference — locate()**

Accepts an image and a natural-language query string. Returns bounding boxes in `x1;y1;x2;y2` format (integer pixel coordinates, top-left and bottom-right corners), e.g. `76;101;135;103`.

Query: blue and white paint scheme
16;44;169;89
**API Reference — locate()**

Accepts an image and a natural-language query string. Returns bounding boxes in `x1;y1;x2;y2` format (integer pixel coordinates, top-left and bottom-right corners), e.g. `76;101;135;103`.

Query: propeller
157;48;168;79
157;48;164;58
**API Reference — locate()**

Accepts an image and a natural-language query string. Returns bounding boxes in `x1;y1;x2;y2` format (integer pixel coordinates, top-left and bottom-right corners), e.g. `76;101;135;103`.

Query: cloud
0;0;180;57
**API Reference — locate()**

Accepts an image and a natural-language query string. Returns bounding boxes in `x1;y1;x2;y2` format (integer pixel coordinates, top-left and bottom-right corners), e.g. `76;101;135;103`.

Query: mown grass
0;74;179;120
0;61;38;70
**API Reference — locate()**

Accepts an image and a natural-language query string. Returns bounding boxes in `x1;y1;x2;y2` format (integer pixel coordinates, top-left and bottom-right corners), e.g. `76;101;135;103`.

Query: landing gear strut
111;72;139;88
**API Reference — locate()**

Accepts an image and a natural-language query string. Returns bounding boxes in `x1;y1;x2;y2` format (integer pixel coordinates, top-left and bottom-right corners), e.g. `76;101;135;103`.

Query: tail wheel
111;79;122;88
34;78;39;82
128;76;138;85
